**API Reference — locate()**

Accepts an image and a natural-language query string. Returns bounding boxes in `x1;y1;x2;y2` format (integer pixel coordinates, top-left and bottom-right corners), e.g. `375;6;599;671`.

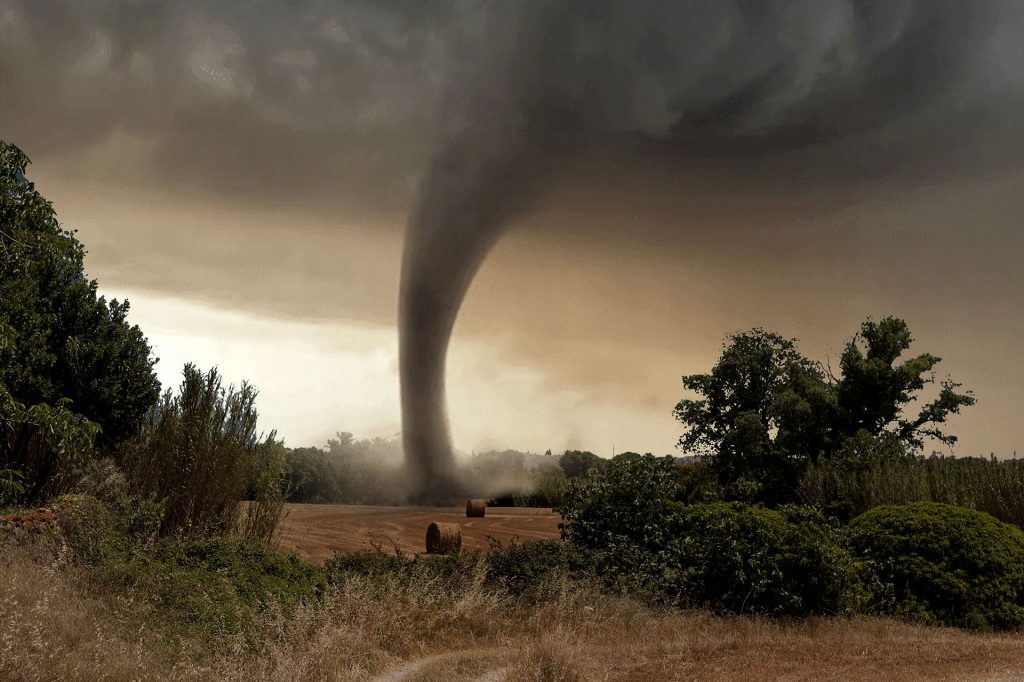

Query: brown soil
274;503;561;560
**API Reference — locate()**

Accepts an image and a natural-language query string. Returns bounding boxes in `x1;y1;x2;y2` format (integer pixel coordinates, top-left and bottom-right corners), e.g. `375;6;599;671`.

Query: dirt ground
274;503;561;560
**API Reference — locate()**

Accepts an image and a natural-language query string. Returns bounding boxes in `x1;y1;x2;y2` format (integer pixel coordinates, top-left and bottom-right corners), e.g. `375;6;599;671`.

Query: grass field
5;544;1024;682
274;504;562;560
5;503;1024;681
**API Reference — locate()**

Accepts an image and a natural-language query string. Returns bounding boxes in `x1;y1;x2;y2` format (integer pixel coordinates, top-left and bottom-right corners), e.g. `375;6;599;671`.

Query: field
274;503;562;560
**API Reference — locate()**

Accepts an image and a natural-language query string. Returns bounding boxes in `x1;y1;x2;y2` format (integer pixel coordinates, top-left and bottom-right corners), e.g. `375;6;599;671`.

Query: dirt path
275;504;561;560
368;647;508;682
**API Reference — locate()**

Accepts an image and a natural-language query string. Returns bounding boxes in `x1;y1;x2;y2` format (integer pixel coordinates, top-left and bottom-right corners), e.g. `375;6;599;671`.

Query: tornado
399;0;1007;502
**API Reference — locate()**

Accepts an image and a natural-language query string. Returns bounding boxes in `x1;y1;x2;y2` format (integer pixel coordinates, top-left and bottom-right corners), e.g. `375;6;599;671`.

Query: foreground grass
3;538;1024;682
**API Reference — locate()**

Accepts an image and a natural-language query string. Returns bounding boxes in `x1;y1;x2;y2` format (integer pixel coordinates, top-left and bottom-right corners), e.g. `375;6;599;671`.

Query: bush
655;503;864;616
484;538;592;599
559;454;683;549
54;493;324;644
117;364;285;538
848;502;1024;629
1;384;100;505
560;456;861;615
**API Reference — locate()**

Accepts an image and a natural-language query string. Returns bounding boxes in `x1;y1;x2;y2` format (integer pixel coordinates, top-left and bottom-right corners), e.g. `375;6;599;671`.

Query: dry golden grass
3;539;1024;682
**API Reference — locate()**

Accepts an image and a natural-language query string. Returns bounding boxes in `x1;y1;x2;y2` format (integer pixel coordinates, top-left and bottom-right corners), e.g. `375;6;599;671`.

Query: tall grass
117;364;285;538
800;455;1024;526
5;532;1024;682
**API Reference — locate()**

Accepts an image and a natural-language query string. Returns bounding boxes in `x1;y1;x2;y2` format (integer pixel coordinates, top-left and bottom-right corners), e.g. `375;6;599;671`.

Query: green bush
1;384;101;504
560;457;862;615
559;454;683;549
656;503;864;616
117;364;285;538
848;502;1024;629
484;538;592;598
324;539;593;601
55;493;324;644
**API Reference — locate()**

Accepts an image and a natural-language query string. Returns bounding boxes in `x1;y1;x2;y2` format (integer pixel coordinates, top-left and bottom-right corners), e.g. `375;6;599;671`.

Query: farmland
275;503;561;560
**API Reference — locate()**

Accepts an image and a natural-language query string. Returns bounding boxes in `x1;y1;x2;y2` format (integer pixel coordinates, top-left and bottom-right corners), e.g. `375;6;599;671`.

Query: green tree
836;317;975;450
559;450;605;478
0;140;159;446
674;329;823;503
675;318;974;505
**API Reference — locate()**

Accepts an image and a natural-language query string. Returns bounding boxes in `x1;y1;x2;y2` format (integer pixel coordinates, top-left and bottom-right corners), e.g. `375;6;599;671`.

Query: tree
836;317;975;450
0;140;159;446
674;318;975;505
559;450;605;478
674;329;823;503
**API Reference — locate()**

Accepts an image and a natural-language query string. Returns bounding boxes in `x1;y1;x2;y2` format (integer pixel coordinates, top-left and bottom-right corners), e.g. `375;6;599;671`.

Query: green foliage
675;317;975;505
836;318;975;450
674;461;721;504
560;455;861;615
0;383;101;504
848;503;1024;629
483;538;592;599
117;364;284;538
655;504;863;616
0;468;23;506
558;454;684;549
674;329;824;504
283;433;404;504
559;450;605;478
324;538;591;601
55;494;323;645
0;140;160;447
803;453;1024;527
514;462;569;507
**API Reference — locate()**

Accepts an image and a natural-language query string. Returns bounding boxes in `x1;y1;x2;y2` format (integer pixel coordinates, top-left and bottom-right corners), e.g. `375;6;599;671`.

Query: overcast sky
2;1;1022;456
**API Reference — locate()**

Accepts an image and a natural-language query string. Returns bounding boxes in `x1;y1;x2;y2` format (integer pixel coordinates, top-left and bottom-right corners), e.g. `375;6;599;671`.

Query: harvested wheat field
274;503;561;560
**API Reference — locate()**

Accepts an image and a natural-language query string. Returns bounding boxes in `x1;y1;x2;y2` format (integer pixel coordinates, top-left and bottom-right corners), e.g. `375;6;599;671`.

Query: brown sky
2;1;1022;456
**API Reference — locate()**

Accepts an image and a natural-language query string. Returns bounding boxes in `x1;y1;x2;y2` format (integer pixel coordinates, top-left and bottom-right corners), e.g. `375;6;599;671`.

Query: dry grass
2;539;1024;682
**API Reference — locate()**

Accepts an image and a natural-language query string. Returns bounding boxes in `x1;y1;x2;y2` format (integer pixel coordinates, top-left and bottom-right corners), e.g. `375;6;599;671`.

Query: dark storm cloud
3;1;1023;494
398;0;1024;496
0;0;482;213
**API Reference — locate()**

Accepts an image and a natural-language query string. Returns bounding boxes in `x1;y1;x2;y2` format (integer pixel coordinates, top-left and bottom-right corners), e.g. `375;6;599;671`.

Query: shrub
560;457;862;615
117;364;285;538
655;503;864;616
848;502;1024;629
559;454;683;549
1;384;100;504
484;538;592;599
54;493;324;644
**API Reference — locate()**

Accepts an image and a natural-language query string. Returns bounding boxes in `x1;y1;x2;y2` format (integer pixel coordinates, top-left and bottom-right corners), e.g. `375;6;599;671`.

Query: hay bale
466;498;487;518
425;521;462;554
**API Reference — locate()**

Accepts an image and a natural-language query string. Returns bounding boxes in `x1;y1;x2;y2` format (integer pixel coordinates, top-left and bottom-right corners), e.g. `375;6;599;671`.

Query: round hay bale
426;522;462;554
466;498;487;518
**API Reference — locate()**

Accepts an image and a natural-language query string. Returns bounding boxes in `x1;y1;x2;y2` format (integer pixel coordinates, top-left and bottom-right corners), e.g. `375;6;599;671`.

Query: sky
1;1;1022;458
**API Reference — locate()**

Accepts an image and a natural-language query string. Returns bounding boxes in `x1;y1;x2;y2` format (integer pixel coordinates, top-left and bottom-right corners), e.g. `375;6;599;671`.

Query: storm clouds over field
2;1;1023;457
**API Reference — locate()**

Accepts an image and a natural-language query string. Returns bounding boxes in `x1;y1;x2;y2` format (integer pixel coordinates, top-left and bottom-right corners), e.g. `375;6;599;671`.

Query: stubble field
274;503;562;560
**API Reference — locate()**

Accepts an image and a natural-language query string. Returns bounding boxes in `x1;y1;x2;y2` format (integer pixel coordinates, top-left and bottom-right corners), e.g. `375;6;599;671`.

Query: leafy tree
675;318;975;505
674;329;823;503
836;317;975;450
0;140;160;446
559;450;605;478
